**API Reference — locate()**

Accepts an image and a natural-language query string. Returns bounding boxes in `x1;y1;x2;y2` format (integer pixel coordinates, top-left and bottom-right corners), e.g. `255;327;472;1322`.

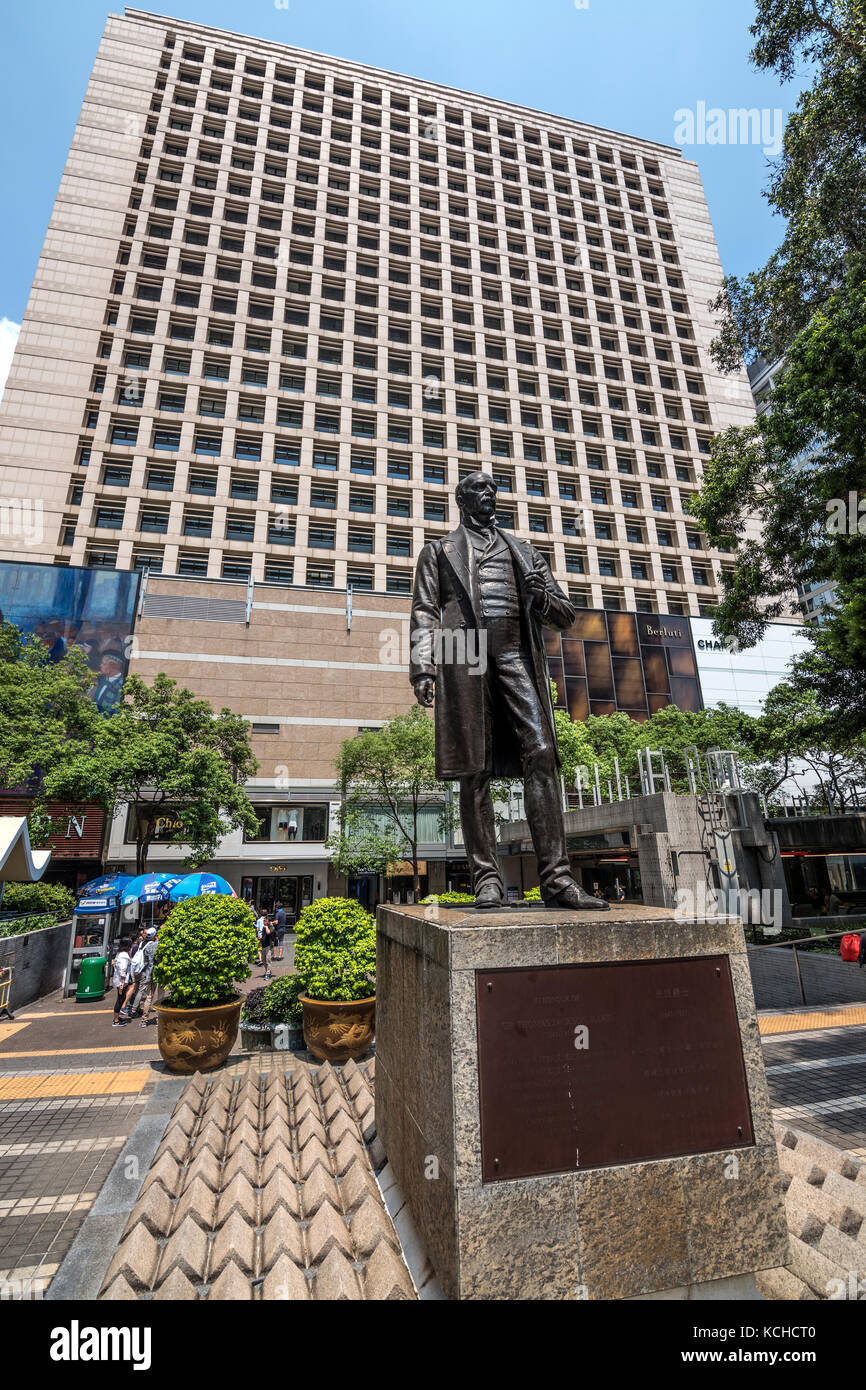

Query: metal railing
748;927;865;1011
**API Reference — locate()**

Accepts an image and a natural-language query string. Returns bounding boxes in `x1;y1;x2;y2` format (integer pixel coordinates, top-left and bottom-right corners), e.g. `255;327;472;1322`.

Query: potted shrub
293;897;376;1063
154;896;259;1073
262;974;305;1051
239;987;272;1051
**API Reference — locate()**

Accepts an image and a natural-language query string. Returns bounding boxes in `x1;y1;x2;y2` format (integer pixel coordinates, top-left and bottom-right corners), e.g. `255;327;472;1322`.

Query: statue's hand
524;569;549;609
413;675;435;707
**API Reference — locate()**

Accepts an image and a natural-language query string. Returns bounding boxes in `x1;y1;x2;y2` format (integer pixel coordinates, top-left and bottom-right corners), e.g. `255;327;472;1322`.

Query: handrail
748;928;857;951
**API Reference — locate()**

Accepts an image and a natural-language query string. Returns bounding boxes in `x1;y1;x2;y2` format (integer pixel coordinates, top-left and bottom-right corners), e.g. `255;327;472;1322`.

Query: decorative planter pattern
300;995;376;1063
156;998;242;1074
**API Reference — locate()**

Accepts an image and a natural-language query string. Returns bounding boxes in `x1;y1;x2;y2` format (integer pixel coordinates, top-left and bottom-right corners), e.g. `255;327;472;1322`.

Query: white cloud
0;318;22;402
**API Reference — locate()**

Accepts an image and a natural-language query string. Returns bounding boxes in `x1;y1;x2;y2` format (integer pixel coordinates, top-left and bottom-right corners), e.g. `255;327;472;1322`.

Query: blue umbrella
169;872;236;902
75;874;133;914
120;873;183;905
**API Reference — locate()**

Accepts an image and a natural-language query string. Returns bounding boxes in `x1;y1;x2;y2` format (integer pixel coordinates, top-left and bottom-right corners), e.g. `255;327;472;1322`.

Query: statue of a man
410;471;608;911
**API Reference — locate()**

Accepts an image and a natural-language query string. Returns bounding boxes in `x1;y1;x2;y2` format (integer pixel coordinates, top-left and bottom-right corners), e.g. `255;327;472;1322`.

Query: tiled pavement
762;1020;866;1160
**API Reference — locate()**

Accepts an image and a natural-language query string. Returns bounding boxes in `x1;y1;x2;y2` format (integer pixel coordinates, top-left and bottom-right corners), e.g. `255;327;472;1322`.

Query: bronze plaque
475;955;753;1182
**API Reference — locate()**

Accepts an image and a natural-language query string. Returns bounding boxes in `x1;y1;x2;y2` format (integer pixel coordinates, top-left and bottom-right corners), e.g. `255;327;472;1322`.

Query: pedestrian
111;937;135;1027
138;927;159;1029
260;915;276;981
274;903;287;960
127;927;147;1017
254;906;266;966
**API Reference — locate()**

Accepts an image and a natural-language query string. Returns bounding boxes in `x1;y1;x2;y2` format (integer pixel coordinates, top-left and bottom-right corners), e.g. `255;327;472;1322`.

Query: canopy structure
75;873;133;914
0;817;51;884
169;872;236;902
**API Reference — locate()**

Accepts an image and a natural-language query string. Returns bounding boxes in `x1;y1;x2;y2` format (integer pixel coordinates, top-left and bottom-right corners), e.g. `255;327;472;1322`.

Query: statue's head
455;471;498;527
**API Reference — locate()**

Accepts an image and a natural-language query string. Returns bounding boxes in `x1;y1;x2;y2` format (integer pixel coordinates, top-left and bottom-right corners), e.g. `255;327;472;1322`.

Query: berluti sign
475;956;753;1182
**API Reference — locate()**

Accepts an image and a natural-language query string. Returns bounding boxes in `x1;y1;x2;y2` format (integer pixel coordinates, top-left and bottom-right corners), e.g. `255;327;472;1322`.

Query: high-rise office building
1;7;755;603
0;9;762;905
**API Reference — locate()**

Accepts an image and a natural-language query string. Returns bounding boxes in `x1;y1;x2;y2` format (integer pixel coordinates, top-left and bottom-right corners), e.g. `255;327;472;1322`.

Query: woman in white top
112;938;135;1026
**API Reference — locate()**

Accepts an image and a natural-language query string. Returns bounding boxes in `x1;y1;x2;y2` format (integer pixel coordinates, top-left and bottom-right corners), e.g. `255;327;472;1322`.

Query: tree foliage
44;673;260;874
334;706;449;897
694;1;866;734
0;622;100;790
154;895;259;1008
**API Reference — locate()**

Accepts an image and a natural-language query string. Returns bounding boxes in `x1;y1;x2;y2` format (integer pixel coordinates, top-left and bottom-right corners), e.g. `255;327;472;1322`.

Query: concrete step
776;1143;827;1188
816;1224;866;1281
786;1175;863;1241
779;1126;863;1181
755;1266;817;1301
787;1235;846;1299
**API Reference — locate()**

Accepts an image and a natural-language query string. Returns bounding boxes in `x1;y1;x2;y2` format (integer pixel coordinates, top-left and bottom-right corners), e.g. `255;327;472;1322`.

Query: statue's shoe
543;884;611;911
474;885;505;909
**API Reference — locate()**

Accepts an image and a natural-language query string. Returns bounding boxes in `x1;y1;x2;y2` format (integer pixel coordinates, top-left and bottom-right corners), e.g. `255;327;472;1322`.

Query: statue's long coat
409;525;576;780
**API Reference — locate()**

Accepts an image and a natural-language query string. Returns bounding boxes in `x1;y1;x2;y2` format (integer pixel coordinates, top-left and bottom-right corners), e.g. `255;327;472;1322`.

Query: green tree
335;706;448;900
755;679;866;808
45;673;260;874
692;1;866;733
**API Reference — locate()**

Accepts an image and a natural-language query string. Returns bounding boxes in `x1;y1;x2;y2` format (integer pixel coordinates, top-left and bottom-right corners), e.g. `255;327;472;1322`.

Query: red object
840;933;861;962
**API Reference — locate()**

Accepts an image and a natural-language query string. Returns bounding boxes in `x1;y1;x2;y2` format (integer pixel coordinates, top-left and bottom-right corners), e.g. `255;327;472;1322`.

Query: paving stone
788;1234;846;1299
102;1223;160;1292
292;1074;317;1106
208;1257;252;1301
265;1094;289;1127
169;1101;201;1137
327;1107;359;1146
221;1143;258;1188
262;1252;310;1301
784;1128;864;1179
306;1199;353;1264
152;1266;199;1301
787;1175;862;1240
226;1118;259;1157
333;1133;368;1176
261;1116;291;1153
300;1163;341;1218
262;1211;305;1272
755;1266;817;1301
777;1144;827;1188
363;1059;375;1084
337;1159;379;1213
356;1102;376;1145
139;1151;183;1201
298;1136;331;1181
185;1147;223;1193
215;1172;258;1228
313;1245;361;1301
157;1127;192;1166
173;1175;218;1232
823;1170;866;1227
322;1087;351;1124
341;1059;359;1084
363;1238;414;1300
367;1133;387;1171
123;1180;173;1239
159;1214;210;1285
188;1126;226;1164
232;1095;261;1131
297;1112;328;1150
816;1223;866;1279
260;1168;300;1223
293;1091;322;1127
349;1192;398;1258
100;1274;139;1301
316;1064;340;1103
209;1209;256;1278
259;1141;297;1185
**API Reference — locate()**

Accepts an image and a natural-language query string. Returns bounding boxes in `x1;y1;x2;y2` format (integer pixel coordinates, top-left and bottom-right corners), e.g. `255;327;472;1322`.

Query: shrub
262;973;304;1026
0;913;58;939
293;896;376;1002
240;986;268;1027
524;886;542;901
420;891;475;904
154;895;258;1008
3;881;75;918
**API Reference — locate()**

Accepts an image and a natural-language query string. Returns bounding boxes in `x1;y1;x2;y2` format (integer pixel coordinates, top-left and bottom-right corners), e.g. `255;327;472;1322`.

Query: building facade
0;9;771;904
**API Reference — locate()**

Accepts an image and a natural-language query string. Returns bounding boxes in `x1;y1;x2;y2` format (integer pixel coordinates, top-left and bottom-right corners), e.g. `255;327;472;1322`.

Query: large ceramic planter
300;995;375;1063
156;998;242;1074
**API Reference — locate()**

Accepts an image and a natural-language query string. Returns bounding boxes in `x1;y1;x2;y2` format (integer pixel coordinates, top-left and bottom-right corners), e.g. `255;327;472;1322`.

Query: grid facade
0;8;758;616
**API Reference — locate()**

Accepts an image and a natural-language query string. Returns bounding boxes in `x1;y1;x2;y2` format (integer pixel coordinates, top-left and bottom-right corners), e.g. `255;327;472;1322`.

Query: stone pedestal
375;903;789;1301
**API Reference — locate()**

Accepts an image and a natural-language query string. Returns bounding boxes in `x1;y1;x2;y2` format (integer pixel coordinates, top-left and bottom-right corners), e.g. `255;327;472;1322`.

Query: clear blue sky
0;0;797;323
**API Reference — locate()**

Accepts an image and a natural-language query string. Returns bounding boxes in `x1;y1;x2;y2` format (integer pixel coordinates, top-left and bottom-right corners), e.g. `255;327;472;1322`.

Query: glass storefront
245;804;328;843
544;609;701;722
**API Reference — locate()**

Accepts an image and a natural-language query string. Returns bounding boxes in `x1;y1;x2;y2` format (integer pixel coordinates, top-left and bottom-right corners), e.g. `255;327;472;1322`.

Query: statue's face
459;474;498;525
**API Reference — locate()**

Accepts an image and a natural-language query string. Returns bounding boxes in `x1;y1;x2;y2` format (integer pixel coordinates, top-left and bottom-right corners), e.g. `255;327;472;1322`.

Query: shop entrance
243;875;313;925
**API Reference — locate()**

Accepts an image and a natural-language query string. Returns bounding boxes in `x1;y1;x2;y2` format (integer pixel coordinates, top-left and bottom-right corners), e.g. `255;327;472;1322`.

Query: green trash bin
76;955;107;1001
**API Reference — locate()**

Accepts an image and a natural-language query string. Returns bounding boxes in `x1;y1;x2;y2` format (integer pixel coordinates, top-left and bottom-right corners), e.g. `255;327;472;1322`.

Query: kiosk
65;874;134;997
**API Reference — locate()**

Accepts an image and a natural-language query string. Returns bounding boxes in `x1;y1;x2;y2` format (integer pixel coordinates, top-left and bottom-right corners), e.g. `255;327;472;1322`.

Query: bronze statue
410;471;608;911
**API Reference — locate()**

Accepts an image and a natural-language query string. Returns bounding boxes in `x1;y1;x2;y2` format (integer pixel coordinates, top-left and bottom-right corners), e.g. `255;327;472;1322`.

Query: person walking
138;927;159;1028
274;903;287;961
127;927;147;1018
254;906;265;966
111;938;135;1027
260;915;276;981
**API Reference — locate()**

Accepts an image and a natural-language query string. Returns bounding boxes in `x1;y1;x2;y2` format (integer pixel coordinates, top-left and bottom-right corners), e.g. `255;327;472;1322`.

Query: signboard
0;800;106;859
475;955;753;1182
